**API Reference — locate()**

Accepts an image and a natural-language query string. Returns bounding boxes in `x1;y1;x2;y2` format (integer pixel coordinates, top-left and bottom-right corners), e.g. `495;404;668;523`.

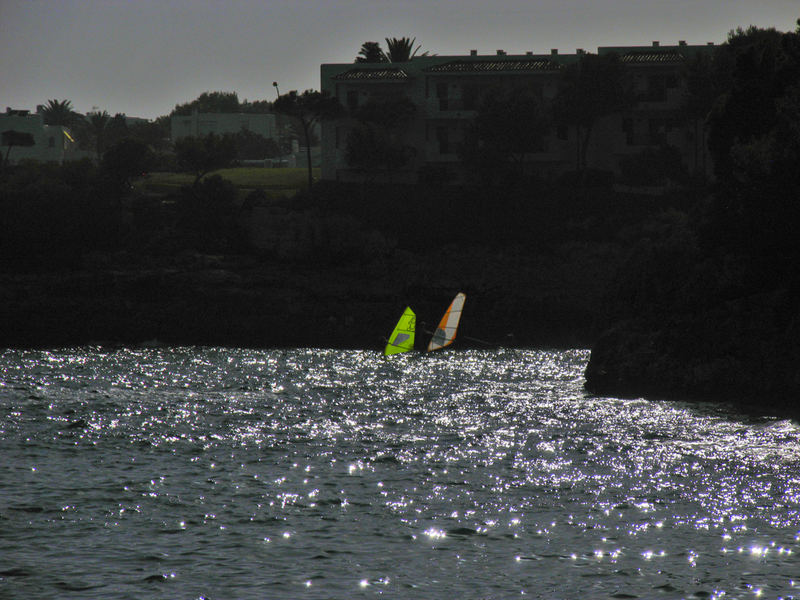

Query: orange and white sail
427;293;466;352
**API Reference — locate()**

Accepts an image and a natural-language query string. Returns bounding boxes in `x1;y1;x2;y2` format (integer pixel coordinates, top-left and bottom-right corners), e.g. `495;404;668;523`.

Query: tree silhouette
1;130;35;169
229;129;280;160
174;133;237;186
105;113;129;149
40;99;78;126
345;96;417;180
101;138;155;189
273;90;344;189
554;53;631;171
172;91;240;116
127;116;171;152
707;26;792;181
683;53;719;177
355;41;387;63
87;111;111;160
460;87;552;182
384;37;428;62
704;24;800;276
353;37;429;64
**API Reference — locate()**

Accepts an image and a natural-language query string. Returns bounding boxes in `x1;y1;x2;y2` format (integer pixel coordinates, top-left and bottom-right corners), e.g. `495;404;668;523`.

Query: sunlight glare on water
1;346;799;598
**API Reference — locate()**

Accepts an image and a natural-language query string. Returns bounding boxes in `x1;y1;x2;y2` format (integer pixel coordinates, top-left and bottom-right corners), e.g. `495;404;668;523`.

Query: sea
1;346;799;599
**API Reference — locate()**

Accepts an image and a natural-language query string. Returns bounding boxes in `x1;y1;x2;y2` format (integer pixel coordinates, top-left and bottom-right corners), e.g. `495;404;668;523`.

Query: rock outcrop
585;289;800;415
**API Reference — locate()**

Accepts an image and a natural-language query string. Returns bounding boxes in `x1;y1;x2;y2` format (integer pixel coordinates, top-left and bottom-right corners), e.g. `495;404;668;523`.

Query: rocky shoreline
5;250;799;420
584;288;800;417
0;247;607;351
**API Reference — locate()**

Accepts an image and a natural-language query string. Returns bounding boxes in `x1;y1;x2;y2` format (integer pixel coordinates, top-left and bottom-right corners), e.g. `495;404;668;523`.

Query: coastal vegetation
135;167;316;197
585;22;800;414
2;24;799;416
273;89;343;188
0;143;679;351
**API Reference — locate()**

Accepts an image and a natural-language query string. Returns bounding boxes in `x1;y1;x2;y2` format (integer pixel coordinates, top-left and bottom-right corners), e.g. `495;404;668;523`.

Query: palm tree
87;111;111;160
355;41;387;63
384;37;428;62
40;99;78;126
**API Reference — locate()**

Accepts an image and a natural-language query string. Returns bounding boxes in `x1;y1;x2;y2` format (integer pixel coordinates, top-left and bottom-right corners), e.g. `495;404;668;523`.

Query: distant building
170;111;277;141
0;108;77;165
320;41;715;183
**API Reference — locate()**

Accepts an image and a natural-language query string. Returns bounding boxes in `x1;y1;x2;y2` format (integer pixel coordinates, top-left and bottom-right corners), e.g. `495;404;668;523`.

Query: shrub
277;209;394;265
619;145;686;186
175;175;245;251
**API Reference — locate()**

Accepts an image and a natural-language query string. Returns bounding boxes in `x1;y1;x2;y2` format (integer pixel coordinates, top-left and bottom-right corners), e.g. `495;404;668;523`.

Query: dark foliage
40;99;79;127
354;37;429;63
618;145;687;186
704;25;800;287
460;87;552;183
0;161;124;270
355;41;387;63
229;129;281;161
174;174;245;252
171;91;274;116
172;91;241;116
101;138;155;188
345;96;417;178
587;23;800;406
554;53;632;171
127;116;171;153
174;133;237;186
383;37;428;62
273;90;344;188
1;130;35;168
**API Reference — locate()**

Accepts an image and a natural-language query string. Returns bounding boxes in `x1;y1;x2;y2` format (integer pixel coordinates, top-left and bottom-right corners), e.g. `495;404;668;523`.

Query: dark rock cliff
585;289;800;415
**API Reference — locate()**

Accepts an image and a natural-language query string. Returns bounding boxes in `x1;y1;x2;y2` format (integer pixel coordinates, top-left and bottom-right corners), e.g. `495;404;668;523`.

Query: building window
622;118;635;146
436;82;449;111
346;90;359;111
436;126;449;154
646;75;667;102
462;85;482;110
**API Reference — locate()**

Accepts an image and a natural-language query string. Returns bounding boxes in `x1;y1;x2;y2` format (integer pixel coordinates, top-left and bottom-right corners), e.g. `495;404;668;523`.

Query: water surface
1;347;799;599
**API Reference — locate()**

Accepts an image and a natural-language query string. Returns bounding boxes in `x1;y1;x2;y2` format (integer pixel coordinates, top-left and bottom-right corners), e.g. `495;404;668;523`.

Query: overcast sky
1;0;798;120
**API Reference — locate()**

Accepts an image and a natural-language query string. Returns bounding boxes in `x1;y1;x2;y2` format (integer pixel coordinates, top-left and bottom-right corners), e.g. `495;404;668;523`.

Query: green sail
384;307;416;355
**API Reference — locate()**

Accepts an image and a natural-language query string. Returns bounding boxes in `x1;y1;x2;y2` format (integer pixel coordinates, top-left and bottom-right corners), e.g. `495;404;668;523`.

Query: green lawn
135;167;319;198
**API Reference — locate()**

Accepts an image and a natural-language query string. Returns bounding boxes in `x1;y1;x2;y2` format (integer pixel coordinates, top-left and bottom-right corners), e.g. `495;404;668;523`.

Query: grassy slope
135;167;320;198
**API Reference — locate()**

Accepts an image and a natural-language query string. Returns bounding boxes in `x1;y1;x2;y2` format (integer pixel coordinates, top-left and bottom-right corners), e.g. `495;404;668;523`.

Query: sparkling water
1;347;799;599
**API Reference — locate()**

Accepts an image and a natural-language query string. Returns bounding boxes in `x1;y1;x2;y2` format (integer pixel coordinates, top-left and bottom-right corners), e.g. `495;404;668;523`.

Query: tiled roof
332;68;409;81
424;59;562;73
621;51;686;64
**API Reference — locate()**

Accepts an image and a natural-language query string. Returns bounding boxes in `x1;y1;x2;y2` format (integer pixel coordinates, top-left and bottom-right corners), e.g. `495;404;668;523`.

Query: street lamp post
272;82;285;161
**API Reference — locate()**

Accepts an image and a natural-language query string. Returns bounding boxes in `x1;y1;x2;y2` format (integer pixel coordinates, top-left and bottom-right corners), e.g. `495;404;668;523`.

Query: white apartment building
1;108;76;164
320;41;715;183
170;111;277;141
